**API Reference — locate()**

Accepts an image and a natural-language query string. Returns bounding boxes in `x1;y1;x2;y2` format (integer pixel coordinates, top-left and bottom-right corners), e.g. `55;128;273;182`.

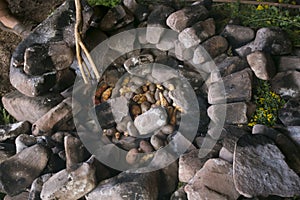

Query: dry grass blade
75;0;100;84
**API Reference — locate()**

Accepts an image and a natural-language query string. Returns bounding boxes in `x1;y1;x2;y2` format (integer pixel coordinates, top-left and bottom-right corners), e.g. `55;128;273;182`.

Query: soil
0;0;65;97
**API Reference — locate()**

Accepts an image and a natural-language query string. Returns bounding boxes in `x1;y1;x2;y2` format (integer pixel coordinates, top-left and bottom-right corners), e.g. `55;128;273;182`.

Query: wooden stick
79;41;100;80
75;0;88;84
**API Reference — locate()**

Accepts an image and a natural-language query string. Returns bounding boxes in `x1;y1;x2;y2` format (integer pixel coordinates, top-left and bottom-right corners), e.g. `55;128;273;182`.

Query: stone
48;41;74;71
208;102;249;125
252;124;300;174
220;125;250;153
178;146;220;183
23;44;54;76
32;97;73;136
134;107;168;135
4;192;29;200
208;68;253;104
95;102;116;129
201;36;228;59
41;162;97;200
279;97;300;126
285;126;300;146
64;135;88;170
99;5;134;31
2;91;63;124
178;18;215;48
86;171;159;200
222;25;255;48
10;0;93;97
185;158;240;200
278;56;300;72
271;70;300;98
236;27;292;57
174;40;195;61
150;134;165;150
117;136;140;151
109;96;129;124
0;144;49;196
146;5;174;44
127;121;139;137
151;65;178;83
170;187;187;200
15;134;37;153
0;121;30;142
215;56;249;77
123;0;149;22
108;29;136;53
159;161;179;195
155;30;178;51
166;4;209;32
10;65;57;97
29;174;52;200
219;147;233;163
233;134;300;198
247;51;276;80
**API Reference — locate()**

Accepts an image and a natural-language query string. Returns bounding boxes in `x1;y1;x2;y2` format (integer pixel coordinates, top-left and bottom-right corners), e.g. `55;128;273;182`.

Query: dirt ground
0;0;65;97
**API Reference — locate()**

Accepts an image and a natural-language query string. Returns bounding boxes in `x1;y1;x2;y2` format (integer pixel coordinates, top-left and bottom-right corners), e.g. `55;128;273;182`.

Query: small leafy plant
87;0;121;7
248;80;285;127
0;105;14;125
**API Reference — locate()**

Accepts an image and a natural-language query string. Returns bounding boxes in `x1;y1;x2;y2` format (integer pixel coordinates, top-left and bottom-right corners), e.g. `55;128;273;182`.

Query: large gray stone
123;0;149;22
208;102;249;125
215;56;249;77
86;171;159;200
252;124;300;174
236;27;292;57
285;126;300;147
109;96;129;124
271;70;300;98
0;121;31;142
185;158;240;200
178;18;215;48
32;97;73;136
2;91;63;124
0;144;49;196
202;36;228;59
279;97;300;126
166;4;209;32
222;25;255;48
41;162;97;200
208;68;253;104
247;51;276;80
278;56;300;72
233;134;300;198
179;144;221;183
134;107;168;135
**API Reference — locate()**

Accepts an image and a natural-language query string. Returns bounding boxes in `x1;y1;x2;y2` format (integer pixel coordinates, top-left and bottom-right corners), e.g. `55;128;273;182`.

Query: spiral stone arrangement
0;0;299;199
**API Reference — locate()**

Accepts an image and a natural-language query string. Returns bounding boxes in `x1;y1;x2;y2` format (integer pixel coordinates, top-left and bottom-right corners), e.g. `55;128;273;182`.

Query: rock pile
0;0;299;199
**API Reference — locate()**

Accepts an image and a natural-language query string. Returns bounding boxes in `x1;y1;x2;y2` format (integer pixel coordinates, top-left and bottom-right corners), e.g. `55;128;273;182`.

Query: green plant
248;80;285;127
211;2;300;46
0;104;14;125
87;0;121;7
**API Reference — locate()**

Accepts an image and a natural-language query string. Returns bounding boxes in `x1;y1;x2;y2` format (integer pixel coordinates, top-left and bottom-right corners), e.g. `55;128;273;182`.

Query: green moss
87;0;121;7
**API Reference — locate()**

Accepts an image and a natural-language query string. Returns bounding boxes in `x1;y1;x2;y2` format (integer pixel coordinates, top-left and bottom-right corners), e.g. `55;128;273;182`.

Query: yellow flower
266;21;271;25
278;0;283;3
256;4;264;10
264;4;269;9
291;1;296;4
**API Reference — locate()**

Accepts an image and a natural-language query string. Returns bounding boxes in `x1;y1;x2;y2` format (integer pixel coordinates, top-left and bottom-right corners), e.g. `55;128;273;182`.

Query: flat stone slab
0;144;49;196
2;90;64;124
185;158;240;200
233;134;300;198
